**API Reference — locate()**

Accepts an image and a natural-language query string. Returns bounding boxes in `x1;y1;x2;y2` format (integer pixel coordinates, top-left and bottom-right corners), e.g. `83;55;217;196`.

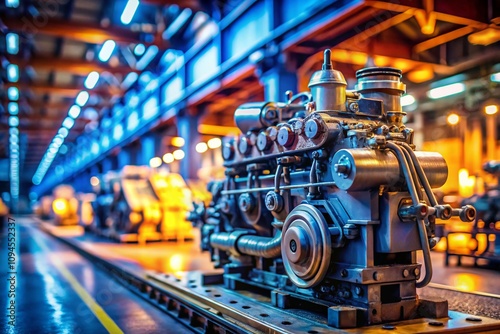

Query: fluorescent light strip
84;71;100;89
121;0;140;24
68;105;81;119
75;91;90;106
6;0;19;8
7;64;19;82
6;33;19;54
8;102;19;115
491;72;500;83
8;86;19;100
427;83;465;99
98;40;116;62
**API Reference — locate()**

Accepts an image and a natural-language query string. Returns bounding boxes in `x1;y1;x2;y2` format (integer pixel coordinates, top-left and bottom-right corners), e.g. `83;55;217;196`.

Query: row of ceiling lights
149;137;222;168
31;0;141;185
5;0;19;199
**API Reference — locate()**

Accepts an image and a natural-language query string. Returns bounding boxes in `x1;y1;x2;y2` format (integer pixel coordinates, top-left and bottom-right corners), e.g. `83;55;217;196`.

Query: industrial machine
446;161;500;266
150;172;195;241
190;50;477;328
77;193;96;230
51;185;79;226
91;166;162;242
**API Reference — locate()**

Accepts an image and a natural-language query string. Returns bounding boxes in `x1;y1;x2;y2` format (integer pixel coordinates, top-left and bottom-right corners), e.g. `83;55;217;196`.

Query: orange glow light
407;66;434;83
485;104;498;115
447;113;460;125
171;137;185;147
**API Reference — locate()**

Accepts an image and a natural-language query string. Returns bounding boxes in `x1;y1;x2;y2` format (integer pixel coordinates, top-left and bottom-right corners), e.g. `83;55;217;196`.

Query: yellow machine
187;179;212;206
51;185;79;226
106;166;163;243
77;193;96;230
150;172;195;241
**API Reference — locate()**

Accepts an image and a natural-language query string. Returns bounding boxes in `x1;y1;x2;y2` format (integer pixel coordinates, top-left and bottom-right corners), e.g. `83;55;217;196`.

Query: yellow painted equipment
52;185;79;226
150;172;194;241
77;193;96;229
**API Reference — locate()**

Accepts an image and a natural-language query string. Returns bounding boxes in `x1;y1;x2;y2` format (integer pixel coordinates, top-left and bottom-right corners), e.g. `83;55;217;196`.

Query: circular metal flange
281;204;332;288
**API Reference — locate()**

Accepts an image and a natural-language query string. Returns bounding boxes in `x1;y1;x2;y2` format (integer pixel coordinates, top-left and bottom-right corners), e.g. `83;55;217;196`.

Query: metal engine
191;50;476;328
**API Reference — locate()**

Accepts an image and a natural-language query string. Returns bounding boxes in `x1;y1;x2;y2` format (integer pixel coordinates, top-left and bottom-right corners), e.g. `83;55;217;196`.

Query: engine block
191;50;476;328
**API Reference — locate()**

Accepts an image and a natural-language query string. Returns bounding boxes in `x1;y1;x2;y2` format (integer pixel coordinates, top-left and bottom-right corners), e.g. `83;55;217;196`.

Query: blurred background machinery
50;184;79;226
445;161;500;267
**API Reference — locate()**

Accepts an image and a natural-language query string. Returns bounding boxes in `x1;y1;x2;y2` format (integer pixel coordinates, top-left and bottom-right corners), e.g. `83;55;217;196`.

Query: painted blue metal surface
33;0;364;195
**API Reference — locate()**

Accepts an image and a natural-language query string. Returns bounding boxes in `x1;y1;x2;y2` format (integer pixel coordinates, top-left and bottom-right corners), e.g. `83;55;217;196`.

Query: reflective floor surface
0;217;194;334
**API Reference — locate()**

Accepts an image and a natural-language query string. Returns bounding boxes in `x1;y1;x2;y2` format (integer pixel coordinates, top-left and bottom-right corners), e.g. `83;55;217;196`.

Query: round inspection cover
281;204;332;288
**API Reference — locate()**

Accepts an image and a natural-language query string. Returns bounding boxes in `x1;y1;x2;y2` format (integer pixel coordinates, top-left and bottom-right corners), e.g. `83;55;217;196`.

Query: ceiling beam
413;26;477;53
6;55;138;76
1;16;144;45
365;0;490;28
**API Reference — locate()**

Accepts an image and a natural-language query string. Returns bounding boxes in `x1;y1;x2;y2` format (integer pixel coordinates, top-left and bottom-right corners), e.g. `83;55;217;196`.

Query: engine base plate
147;270;500;333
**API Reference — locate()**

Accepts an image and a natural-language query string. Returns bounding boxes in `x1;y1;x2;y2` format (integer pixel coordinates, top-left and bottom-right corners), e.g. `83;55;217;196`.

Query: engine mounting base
147;270;500;333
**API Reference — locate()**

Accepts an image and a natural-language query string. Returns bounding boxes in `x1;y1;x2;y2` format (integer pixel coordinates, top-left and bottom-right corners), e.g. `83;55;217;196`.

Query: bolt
403;269;409;278
349;102;359;112
320;285;329;293
340;269;348;278
334;163;348;173
289;239;297;252
373;272;382;281
414;268;420;277
355;287;362;296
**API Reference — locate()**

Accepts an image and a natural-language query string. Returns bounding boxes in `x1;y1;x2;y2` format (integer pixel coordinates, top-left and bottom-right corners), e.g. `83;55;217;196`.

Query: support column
469;118;483;174
486;115;497;162
177;108;202;180
139;134;156;166
117;148;131;169
258;53;298;101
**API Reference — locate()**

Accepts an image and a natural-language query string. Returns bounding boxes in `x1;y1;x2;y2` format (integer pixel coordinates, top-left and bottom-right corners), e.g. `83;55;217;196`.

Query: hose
210;230;282;259
386;142;432;288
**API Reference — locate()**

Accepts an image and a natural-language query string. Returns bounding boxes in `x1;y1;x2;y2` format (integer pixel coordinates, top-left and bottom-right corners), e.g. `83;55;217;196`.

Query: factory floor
2;216;500;333
0;217;193;334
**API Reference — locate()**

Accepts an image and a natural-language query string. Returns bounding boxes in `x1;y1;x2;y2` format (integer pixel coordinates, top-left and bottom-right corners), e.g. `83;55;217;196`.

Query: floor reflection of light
453;273;477;292
31;237;70;334
169;254;184;273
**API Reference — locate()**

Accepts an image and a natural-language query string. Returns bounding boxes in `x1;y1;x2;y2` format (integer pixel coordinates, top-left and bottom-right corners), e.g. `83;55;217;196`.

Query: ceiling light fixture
68;105;81;119
7;64;19;82
84;71;100;89
427;83;465;99
121;0;140;25
98;40;116;62
75;91;90;106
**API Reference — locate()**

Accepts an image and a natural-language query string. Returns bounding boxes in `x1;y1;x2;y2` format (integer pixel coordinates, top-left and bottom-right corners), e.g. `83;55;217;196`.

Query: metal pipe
209;230;282;259
416;218;433;288
400;144;424;200
385;142;421;204
236;231;282;258
274;164;283;192
309;160;319;196
220;181;337;196
401;143;438;207
386;142;433;287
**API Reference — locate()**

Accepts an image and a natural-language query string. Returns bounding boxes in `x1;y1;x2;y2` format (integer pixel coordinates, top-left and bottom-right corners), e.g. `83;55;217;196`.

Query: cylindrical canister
331;148;448;191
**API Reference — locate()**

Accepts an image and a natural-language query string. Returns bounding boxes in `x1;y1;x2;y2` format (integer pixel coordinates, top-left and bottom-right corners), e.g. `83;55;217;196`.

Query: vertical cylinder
355;67;406;120
308;50;347;111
